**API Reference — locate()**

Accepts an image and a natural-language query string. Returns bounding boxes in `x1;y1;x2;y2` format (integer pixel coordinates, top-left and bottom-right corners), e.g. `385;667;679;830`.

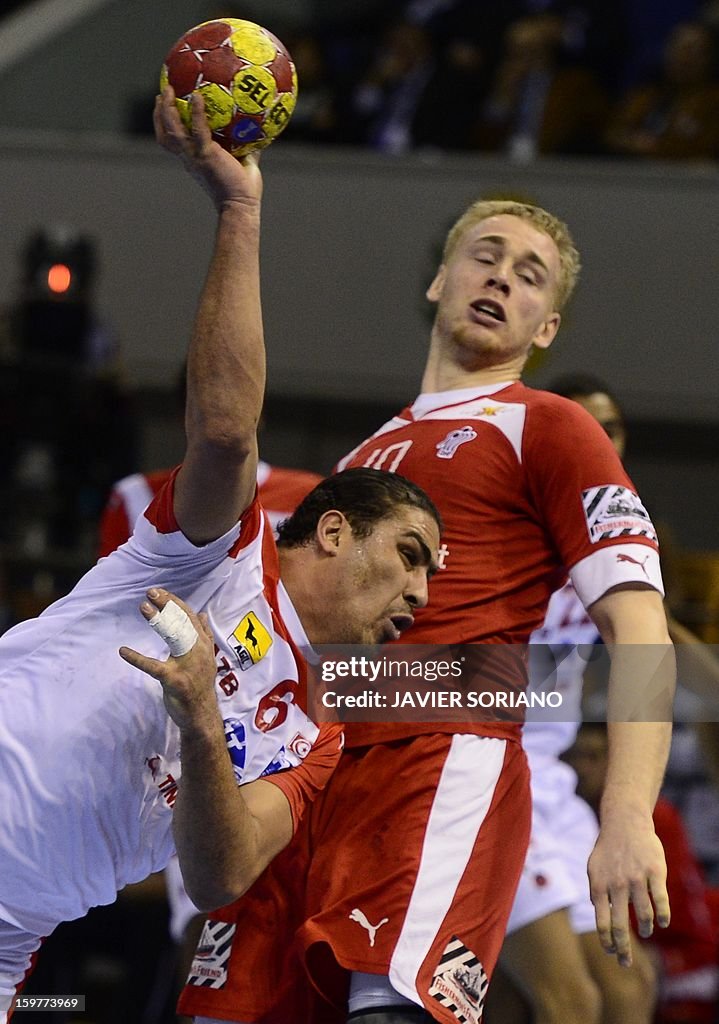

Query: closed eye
400;546;419;567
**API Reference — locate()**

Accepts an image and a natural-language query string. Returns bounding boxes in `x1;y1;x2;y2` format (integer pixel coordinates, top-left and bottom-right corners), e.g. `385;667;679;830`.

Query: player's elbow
186;874;254;913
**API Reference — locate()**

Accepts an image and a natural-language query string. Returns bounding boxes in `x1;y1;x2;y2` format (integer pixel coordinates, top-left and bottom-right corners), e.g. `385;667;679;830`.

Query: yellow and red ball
161;19;297;158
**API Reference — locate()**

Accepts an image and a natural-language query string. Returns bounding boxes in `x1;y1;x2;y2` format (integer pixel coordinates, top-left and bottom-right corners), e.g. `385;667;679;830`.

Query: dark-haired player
0;93;440;1021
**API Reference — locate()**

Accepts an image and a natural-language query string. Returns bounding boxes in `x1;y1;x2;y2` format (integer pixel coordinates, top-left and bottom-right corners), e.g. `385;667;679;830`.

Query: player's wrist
599;784;656;825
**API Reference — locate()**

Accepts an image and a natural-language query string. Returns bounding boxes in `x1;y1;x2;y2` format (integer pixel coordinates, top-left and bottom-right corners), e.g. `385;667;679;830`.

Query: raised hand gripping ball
160;19;297;157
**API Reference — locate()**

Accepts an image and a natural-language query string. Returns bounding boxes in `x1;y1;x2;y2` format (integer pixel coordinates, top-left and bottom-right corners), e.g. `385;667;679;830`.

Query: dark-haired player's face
573;392;626;457
324;507;440;646
427;214;561;371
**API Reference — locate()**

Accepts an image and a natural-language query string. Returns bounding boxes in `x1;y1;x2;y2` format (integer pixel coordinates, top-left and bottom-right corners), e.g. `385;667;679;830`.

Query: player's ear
426;265;446;303
533;311;561;351
315;510;350;555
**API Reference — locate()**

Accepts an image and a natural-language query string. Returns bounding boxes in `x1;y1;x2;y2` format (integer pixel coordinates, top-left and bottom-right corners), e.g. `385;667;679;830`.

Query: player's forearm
173;715;264;911
602;637;675;817
591;587;676;815
185;202;265;456
601;720;672;822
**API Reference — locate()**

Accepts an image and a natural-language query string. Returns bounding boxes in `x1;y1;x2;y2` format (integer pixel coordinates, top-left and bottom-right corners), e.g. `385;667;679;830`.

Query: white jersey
524;580;600;769
0;487;318;938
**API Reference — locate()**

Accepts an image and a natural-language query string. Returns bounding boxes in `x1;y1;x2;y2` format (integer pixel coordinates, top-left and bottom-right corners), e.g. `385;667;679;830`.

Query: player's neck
421;350;523;394
277;549;324;645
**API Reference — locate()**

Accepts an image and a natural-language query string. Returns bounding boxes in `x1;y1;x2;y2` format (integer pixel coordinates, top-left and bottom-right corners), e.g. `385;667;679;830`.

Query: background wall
0;136;717;416
0;0;716;552
0;135;717;546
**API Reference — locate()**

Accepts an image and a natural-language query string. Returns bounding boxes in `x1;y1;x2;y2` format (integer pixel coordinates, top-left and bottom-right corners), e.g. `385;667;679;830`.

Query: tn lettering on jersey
582;485;657;544
227;611;273;671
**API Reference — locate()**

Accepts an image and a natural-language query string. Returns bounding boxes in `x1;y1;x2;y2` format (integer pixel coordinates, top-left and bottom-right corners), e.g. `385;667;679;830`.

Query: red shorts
179;733;530;1024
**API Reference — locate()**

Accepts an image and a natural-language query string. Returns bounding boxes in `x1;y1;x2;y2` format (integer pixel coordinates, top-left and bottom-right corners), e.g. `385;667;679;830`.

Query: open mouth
387;613;414;639
470;299;506;322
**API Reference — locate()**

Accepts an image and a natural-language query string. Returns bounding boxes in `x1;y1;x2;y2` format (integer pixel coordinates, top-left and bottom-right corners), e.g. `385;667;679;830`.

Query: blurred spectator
605;21;719;159
281;32;339;144
471;13;610;159
345;19;436;152
566;724;719;1024
664;723;719;888
625;0;704;85
403;0;630;91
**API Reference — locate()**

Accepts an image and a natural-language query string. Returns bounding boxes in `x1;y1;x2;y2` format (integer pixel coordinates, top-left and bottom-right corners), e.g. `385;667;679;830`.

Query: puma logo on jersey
228;611;273;671
349;907;389;947
436;426;477;459
616;552;650;578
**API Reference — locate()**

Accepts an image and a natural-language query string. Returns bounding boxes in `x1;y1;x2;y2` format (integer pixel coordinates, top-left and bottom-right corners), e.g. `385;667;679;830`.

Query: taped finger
148;599;199;657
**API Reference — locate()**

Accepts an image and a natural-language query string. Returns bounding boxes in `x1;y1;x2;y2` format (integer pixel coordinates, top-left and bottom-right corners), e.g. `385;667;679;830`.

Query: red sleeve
261;724;343;831
524;395;662;605
97;490;132;558
258;467;323;519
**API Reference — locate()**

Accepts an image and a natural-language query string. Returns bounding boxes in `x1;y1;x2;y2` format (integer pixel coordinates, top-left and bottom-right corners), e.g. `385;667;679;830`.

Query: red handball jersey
98;459;321;557
336;382;663;747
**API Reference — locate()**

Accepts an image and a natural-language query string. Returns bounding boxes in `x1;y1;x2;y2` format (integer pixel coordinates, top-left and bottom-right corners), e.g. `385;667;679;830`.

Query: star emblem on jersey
429;937;488;1024
227;611;273;670
435;426;478;460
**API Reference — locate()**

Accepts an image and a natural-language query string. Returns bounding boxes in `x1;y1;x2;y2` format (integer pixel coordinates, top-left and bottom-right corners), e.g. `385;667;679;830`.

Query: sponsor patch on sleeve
582;485;657;544
187;919;236;989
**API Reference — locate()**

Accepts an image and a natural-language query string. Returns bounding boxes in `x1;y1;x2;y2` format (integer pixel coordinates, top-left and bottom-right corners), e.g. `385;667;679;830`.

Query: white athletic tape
148;600;199;657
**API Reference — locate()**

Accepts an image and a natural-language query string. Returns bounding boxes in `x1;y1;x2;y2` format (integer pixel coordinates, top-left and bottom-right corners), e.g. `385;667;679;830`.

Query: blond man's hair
442;200;581;310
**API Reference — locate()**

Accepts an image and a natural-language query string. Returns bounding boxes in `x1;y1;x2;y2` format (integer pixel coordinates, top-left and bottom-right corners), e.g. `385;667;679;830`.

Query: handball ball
160;19;297;158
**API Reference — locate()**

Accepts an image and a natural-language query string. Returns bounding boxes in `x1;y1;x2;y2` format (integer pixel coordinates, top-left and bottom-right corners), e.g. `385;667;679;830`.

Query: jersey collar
411;381;516;418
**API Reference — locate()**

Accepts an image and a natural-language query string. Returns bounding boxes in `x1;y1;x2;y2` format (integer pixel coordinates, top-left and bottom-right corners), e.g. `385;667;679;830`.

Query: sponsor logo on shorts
348;907;389;947
228;611;273;670
435;426;478;460
581;485;657;544
429;937;488;1024
187;920;236;989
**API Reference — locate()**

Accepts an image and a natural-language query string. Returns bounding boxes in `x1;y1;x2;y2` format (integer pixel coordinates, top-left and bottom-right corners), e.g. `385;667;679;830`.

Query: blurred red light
47;264;72;294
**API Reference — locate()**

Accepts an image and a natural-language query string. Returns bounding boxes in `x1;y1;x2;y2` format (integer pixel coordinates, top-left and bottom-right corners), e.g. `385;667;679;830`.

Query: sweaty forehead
393;507;440;546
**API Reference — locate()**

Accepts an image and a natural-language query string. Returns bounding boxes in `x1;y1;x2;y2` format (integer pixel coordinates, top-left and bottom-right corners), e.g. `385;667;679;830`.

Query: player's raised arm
155;87;265;544
586;585;675;966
